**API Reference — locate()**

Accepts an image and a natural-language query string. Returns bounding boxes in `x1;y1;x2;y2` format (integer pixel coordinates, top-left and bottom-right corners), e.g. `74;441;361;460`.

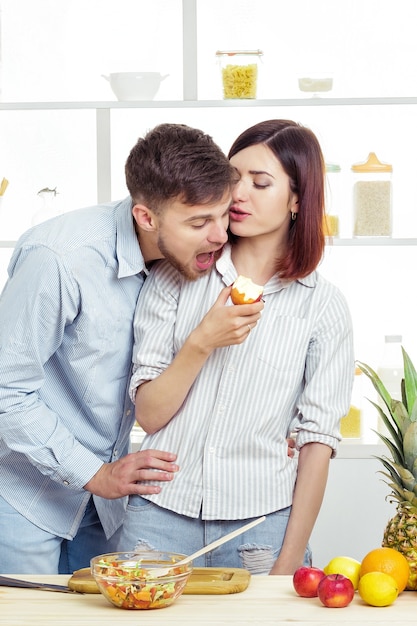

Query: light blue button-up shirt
0;198;146;539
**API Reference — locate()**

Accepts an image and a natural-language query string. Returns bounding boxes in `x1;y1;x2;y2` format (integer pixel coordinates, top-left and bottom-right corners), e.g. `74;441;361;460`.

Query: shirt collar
296;272;317;288
215;242;318;291
115;197;147;278
216;243;236;286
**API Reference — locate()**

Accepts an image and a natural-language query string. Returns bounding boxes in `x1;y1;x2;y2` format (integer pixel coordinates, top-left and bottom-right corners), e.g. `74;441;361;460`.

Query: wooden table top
1;574;417;625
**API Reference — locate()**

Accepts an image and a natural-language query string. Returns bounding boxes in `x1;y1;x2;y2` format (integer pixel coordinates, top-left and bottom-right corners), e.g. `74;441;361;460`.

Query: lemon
323;556;361;590
358;571;399;607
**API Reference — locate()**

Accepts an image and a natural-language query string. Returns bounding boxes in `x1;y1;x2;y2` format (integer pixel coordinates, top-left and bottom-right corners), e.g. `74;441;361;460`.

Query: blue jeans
0;496;123;574
118;496;312;574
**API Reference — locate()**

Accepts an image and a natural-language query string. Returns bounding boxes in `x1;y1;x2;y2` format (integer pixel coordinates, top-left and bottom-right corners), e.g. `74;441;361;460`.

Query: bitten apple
317;574;355;608
230;275;264;305
293;566;326;598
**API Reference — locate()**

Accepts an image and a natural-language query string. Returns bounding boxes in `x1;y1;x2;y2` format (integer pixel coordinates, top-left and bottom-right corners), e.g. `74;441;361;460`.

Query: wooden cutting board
68;566;250;595
184;567;251;594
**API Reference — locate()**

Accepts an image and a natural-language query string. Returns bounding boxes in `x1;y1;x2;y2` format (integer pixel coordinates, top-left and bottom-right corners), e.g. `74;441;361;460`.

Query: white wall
310;455;395;567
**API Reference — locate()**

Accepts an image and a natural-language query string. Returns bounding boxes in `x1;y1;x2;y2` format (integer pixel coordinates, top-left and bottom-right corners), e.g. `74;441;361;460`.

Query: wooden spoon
152;515;266;577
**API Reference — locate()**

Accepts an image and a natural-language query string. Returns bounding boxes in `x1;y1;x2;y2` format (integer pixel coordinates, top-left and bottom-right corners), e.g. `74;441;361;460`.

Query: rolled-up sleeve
293;287;355;457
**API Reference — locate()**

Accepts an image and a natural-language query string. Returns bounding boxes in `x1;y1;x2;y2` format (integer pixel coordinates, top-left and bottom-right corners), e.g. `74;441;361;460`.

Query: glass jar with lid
351;152;392;237
340;367;363;440
215;50;263;99
323;162;342;237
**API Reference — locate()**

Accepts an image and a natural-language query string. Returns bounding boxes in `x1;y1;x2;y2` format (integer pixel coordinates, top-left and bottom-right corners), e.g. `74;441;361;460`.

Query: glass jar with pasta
216;50;263;99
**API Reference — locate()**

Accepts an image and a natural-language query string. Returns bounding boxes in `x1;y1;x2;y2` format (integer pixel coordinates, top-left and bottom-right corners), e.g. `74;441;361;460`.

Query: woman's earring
291;212;297;221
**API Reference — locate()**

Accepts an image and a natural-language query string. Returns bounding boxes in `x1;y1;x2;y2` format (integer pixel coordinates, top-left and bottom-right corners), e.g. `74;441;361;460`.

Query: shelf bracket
182;0;198;101
96;108;111;203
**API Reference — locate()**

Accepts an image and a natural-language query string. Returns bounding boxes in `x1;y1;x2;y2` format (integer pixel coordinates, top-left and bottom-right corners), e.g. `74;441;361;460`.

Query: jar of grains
215;50;263;99
351;152;392;237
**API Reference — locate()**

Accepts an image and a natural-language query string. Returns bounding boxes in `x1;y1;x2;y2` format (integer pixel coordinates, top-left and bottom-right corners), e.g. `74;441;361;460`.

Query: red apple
317;573;355;608
293;566;326;598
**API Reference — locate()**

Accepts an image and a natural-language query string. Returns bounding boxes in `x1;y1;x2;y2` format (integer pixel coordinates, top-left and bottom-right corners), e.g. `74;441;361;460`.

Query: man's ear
132;204;159;232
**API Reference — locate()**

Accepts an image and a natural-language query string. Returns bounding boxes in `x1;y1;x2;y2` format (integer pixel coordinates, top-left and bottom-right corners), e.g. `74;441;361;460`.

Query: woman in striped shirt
119;119;355;575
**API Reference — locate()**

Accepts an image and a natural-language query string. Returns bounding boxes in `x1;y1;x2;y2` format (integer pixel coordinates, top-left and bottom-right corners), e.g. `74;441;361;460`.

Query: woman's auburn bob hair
228;119;326;282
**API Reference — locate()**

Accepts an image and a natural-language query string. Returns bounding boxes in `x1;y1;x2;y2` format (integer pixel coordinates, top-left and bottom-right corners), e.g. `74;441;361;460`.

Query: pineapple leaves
403;422;417;480
401;489;417;508
368;402;404;462
377;471;417;507
375;455;403;485
392;400;412;437
373;429;404;465
379;481;403;505
356;361;393;410
378;457;416;490
359;349;417;509
356;362;405;437
402;347;417;420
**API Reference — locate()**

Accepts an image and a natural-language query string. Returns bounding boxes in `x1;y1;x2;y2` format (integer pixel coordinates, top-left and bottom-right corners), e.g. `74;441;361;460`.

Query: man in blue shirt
0;123;235;574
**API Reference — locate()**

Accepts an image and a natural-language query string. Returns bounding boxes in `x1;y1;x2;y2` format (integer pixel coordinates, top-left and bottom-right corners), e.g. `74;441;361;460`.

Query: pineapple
357;347;417;590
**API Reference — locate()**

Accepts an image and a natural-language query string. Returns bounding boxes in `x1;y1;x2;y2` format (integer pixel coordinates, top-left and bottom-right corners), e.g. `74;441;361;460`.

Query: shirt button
126;409;132;416
63;480;69;486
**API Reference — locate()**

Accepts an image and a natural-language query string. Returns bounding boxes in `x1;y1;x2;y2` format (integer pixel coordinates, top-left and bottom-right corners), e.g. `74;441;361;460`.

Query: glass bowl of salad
91;551;193;610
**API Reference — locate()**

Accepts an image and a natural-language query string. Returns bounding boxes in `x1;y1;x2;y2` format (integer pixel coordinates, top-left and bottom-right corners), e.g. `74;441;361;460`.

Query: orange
360;547;410;592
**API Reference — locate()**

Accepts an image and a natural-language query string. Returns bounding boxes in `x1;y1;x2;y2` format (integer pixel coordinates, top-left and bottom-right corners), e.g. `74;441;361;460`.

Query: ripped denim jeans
117;496;312;574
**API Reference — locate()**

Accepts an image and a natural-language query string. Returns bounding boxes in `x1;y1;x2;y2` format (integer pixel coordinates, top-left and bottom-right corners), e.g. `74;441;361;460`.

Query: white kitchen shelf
328;238;417;246
1;96;417;109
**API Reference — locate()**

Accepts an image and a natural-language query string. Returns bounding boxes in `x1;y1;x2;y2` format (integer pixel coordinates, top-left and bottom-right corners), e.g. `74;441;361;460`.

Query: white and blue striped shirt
0;198;145;539
130;244;355;520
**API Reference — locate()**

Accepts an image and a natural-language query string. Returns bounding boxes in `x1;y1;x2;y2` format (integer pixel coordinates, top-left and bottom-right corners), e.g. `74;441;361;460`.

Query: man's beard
157;232;220;282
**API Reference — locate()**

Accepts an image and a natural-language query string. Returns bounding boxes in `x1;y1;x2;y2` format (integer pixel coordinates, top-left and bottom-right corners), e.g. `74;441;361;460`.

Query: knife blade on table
0;575;83;594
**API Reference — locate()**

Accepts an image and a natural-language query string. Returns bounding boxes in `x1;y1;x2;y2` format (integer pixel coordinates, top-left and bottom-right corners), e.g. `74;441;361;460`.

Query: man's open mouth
195;248;223;270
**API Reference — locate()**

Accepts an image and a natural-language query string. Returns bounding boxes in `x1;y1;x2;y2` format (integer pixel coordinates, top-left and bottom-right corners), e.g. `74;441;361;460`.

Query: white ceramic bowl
102;72;168;101
298;76;333;93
